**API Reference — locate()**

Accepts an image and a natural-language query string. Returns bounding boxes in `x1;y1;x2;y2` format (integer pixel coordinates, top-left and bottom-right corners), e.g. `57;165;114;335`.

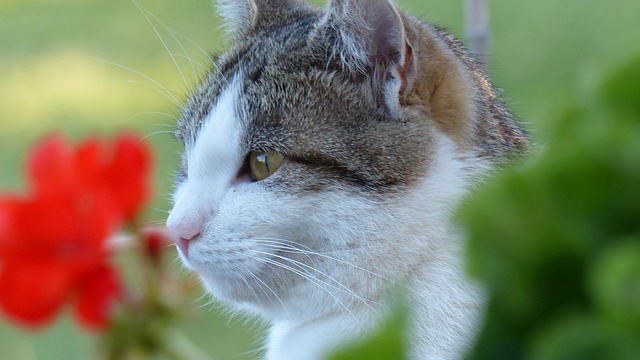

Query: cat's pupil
256;153;269;169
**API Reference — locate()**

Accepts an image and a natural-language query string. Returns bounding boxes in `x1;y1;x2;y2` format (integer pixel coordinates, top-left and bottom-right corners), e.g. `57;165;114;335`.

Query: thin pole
464;0;490;66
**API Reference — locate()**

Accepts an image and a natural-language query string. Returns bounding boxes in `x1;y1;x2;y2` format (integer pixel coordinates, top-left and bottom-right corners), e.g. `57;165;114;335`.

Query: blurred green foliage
329;305;408;360
461;56;640;360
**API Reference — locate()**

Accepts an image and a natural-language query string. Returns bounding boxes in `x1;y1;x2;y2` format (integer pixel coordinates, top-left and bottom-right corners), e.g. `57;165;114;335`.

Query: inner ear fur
327;0;478;145
326;0;416;112
400;17;478;147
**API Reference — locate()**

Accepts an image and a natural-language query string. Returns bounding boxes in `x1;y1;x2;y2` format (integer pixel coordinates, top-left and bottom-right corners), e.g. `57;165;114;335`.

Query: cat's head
166;0;526;321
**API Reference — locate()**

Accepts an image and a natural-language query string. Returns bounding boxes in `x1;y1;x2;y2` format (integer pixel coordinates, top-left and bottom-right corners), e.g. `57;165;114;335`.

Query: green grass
1;0;639;359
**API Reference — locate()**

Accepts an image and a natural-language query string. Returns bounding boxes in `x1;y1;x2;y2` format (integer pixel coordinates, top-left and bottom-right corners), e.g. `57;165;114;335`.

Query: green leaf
530;315;640;360
588;238;640;329
601;56;640;115
461;54;640;360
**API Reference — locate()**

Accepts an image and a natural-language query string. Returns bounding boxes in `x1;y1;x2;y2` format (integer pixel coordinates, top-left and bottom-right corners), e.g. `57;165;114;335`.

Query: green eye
249;150;284;181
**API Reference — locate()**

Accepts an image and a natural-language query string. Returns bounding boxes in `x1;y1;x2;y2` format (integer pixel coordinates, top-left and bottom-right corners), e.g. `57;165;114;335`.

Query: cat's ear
216;0;312;38
325;0;415;112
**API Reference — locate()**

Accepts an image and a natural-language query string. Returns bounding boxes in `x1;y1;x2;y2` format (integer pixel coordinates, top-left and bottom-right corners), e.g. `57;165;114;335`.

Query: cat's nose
166;213;204;256
171;229;199;256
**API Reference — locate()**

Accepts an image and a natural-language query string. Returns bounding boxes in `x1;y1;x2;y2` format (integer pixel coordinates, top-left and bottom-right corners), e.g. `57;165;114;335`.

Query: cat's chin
183;255;268;299
196;270;282;312
200;275;241;301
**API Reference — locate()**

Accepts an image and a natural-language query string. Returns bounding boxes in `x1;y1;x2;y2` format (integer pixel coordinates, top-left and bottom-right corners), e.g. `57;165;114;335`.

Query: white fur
169;5;487;359
215;0;257;37
262;134;487;360
167;76;244;262
169;98;487;360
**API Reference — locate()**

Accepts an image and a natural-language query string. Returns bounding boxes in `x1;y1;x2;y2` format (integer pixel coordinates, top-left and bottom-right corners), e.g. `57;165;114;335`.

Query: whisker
133;1;193;90
123;79;182;106
253;238;404;289
194;291;216;310
150;207;170;215
250;248;380;313
150;122;177;128
142;129;175;141
169;52;209;72
174;30;212;60
86;55;181;106
240;271;264;305
250;239;316;264
142;221;168;228
249;253;362;326
127;111;179;123
246;268;291;318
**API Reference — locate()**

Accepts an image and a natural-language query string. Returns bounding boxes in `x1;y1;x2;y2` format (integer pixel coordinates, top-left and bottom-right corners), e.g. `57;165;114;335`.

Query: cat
165;0;529;359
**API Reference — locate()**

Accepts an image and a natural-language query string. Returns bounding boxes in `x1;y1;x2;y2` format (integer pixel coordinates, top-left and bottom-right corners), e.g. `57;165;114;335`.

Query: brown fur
176;1;529;193
170;1;531;359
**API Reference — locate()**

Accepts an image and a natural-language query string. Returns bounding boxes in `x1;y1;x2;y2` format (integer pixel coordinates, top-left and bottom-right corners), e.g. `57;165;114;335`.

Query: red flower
141;226;172;264
0;134;152;331
28;133;151;222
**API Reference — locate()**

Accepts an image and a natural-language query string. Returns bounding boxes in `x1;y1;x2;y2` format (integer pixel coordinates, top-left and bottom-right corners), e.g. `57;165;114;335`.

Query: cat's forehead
179;13;373;152
177;14;323;145
176;14;433;191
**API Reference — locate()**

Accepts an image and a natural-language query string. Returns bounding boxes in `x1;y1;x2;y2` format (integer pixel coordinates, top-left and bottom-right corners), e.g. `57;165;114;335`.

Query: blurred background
0;0;638;359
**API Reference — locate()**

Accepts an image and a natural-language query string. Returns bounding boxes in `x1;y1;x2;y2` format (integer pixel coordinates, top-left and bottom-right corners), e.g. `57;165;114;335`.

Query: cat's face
166;0;487;321
169;17;431;312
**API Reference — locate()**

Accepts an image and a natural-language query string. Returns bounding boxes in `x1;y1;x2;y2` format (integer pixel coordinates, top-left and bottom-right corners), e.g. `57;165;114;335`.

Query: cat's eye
249;150;284;181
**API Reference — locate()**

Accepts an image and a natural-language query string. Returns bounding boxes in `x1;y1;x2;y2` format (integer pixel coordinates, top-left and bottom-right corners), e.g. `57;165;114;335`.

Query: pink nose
167;221;202;256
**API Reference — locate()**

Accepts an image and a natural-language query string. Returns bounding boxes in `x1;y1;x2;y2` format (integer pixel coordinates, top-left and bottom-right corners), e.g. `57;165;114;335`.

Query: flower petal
105;133;152;221
3;191;115;258
0;259;73;327
0;197;20;256
74;264;122;331
27;135;74;195
74;137;106;189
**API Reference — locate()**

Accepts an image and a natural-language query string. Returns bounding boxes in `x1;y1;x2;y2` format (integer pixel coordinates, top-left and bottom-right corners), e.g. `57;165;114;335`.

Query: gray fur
171;0;529;358
176;1;527;193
